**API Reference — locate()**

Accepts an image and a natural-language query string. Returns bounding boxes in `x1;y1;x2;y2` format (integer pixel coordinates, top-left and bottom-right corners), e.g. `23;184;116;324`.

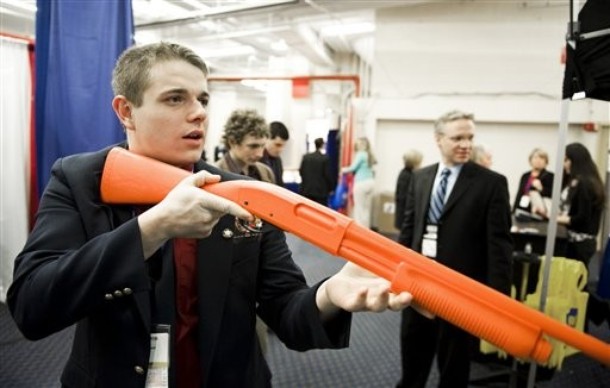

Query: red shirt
173;238;201;388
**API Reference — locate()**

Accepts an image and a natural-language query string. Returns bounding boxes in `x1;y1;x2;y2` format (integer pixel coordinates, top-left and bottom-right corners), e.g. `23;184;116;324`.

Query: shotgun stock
100;147;610;366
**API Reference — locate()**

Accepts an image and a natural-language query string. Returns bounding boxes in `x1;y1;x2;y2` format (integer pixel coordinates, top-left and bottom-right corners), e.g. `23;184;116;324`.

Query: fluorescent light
1;0;36;13
271;39;288;52
321;22;374;37
134;30;162;45
132;0;188;21
240;80;269;92
202;45;255;59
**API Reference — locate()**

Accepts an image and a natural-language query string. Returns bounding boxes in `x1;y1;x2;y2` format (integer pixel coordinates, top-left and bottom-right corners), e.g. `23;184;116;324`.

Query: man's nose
190;100;207;124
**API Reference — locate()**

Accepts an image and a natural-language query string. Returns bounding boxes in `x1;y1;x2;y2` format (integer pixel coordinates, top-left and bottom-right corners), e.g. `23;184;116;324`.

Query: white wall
368;1;609;200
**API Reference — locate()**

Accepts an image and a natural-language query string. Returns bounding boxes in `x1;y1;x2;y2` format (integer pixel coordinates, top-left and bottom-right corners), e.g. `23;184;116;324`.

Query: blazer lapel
411;165;437;241
419;165;437;216
421;166;437;203
197;217;234;378
442;163;476;217
194;161;234;377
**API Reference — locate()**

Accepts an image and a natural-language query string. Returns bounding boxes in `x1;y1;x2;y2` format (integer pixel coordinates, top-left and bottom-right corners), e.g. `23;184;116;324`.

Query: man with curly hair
216;109;276;183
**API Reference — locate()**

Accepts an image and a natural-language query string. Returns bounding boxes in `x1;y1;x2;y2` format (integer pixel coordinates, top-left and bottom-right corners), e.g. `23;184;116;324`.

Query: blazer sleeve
513;172;528;211
255;224;351;351
539;170;554;198
398;174;417;248
568;179;602;235
485;174;514;294
394;169;411;229
7;156;151;340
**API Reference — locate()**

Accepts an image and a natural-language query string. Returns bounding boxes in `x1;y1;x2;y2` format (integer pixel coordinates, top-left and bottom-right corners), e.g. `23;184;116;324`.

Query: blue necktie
428;168;451;223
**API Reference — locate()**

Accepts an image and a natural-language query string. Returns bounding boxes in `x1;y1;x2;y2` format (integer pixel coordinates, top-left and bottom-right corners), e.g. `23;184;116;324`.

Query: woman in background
558;143;610;330
342;137;376;228
513;147;554;216
394;149;423;230
471;143;493;169
557;142;606;266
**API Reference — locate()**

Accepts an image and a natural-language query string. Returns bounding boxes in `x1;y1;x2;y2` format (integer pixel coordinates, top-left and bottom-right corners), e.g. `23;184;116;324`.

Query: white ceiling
0;0;425;75
131;0;391;75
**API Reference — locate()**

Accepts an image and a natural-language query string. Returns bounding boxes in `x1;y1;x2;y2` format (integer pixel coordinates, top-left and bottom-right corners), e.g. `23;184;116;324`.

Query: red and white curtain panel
0;36;33;302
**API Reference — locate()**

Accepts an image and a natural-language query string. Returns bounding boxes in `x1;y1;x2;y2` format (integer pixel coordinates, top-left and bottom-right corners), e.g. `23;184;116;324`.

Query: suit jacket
8;144;350;388
299;151;334;200
261;149;284;186
394;168;414;229
399;162;512;293
216;153;276;184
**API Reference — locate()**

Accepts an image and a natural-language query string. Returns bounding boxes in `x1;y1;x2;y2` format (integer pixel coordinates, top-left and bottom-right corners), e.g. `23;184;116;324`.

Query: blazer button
104;293;114;300
123;287;133;295
222;228;234;239
113;290;124;298
134;365;145;375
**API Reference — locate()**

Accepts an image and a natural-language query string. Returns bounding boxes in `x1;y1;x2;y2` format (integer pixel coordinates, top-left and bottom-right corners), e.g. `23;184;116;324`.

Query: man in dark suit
397;110;513;388
7;42;414;388
261;121;289;186
299;137;334;206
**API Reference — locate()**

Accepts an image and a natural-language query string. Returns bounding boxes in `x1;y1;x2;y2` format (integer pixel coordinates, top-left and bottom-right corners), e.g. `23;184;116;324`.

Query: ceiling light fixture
0;0;36;14
321;22;375;37
271;39;289;52
201;45;256;59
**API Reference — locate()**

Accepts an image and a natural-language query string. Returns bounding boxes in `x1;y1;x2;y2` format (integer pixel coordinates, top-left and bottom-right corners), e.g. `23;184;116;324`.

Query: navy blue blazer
8;144;350;388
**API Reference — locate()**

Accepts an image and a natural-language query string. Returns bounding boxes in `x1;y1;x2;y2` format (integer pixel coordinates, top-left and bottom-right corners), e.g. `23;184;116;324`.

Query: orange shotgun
100;147;610;367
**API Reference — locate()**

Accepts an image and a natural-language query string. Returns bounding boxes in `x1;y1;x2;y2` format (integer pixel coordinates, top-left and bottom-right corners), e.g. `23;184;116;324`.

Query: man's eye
198;97;209;107
167;96;183;104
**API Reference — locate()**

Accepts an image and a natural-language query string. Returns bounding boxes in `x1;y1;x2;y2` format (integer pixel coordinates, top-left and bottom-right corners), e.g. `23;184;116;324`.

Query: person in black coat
557;142;610;331
394;149;423;229
261;121;289;186
513;148;554;216
557;142;605;266
7;42;414;388
299;137;334;206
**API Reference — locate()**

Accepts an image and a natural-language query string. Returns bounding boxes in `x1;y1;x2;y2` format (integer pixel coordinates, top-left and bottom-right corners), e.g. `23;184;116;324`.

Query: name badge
422;224;438;258
146;325;170;388
519;195;530;208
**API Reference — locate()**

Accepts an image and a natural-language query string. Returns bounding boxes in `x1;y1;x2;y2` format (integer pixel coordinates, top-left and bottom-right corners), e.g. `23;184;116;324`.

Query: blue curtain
35;0;134;193
326;129;339;190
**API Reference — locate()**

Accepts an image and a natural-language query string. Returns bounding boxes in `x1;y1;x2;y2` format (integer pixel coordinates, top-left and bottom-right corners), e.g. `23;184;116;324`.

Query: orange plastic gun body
100;148;610;366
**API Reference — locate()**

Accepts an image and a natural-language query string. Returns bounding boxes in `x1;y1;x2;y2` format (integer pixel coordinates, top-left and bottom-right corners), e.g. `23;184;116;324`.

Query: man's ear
112;96;134;130
434;132;442;146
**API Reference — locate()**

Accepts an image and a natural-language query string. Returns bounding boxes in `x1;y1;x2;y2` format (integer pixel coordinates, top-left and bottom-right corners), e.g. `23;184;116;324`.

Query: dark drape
562;0;610;101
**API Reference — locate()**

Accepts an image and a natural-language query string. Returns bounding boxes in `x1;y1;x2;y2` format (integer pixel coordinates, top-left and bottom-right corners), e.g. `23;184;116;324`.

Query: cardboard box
374;192;399;235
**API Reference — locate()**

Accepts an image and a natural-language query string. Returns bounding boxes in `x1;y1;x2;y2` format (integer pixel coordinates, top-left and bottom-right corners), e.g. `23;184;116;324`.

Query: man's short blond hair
434;110;475;135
